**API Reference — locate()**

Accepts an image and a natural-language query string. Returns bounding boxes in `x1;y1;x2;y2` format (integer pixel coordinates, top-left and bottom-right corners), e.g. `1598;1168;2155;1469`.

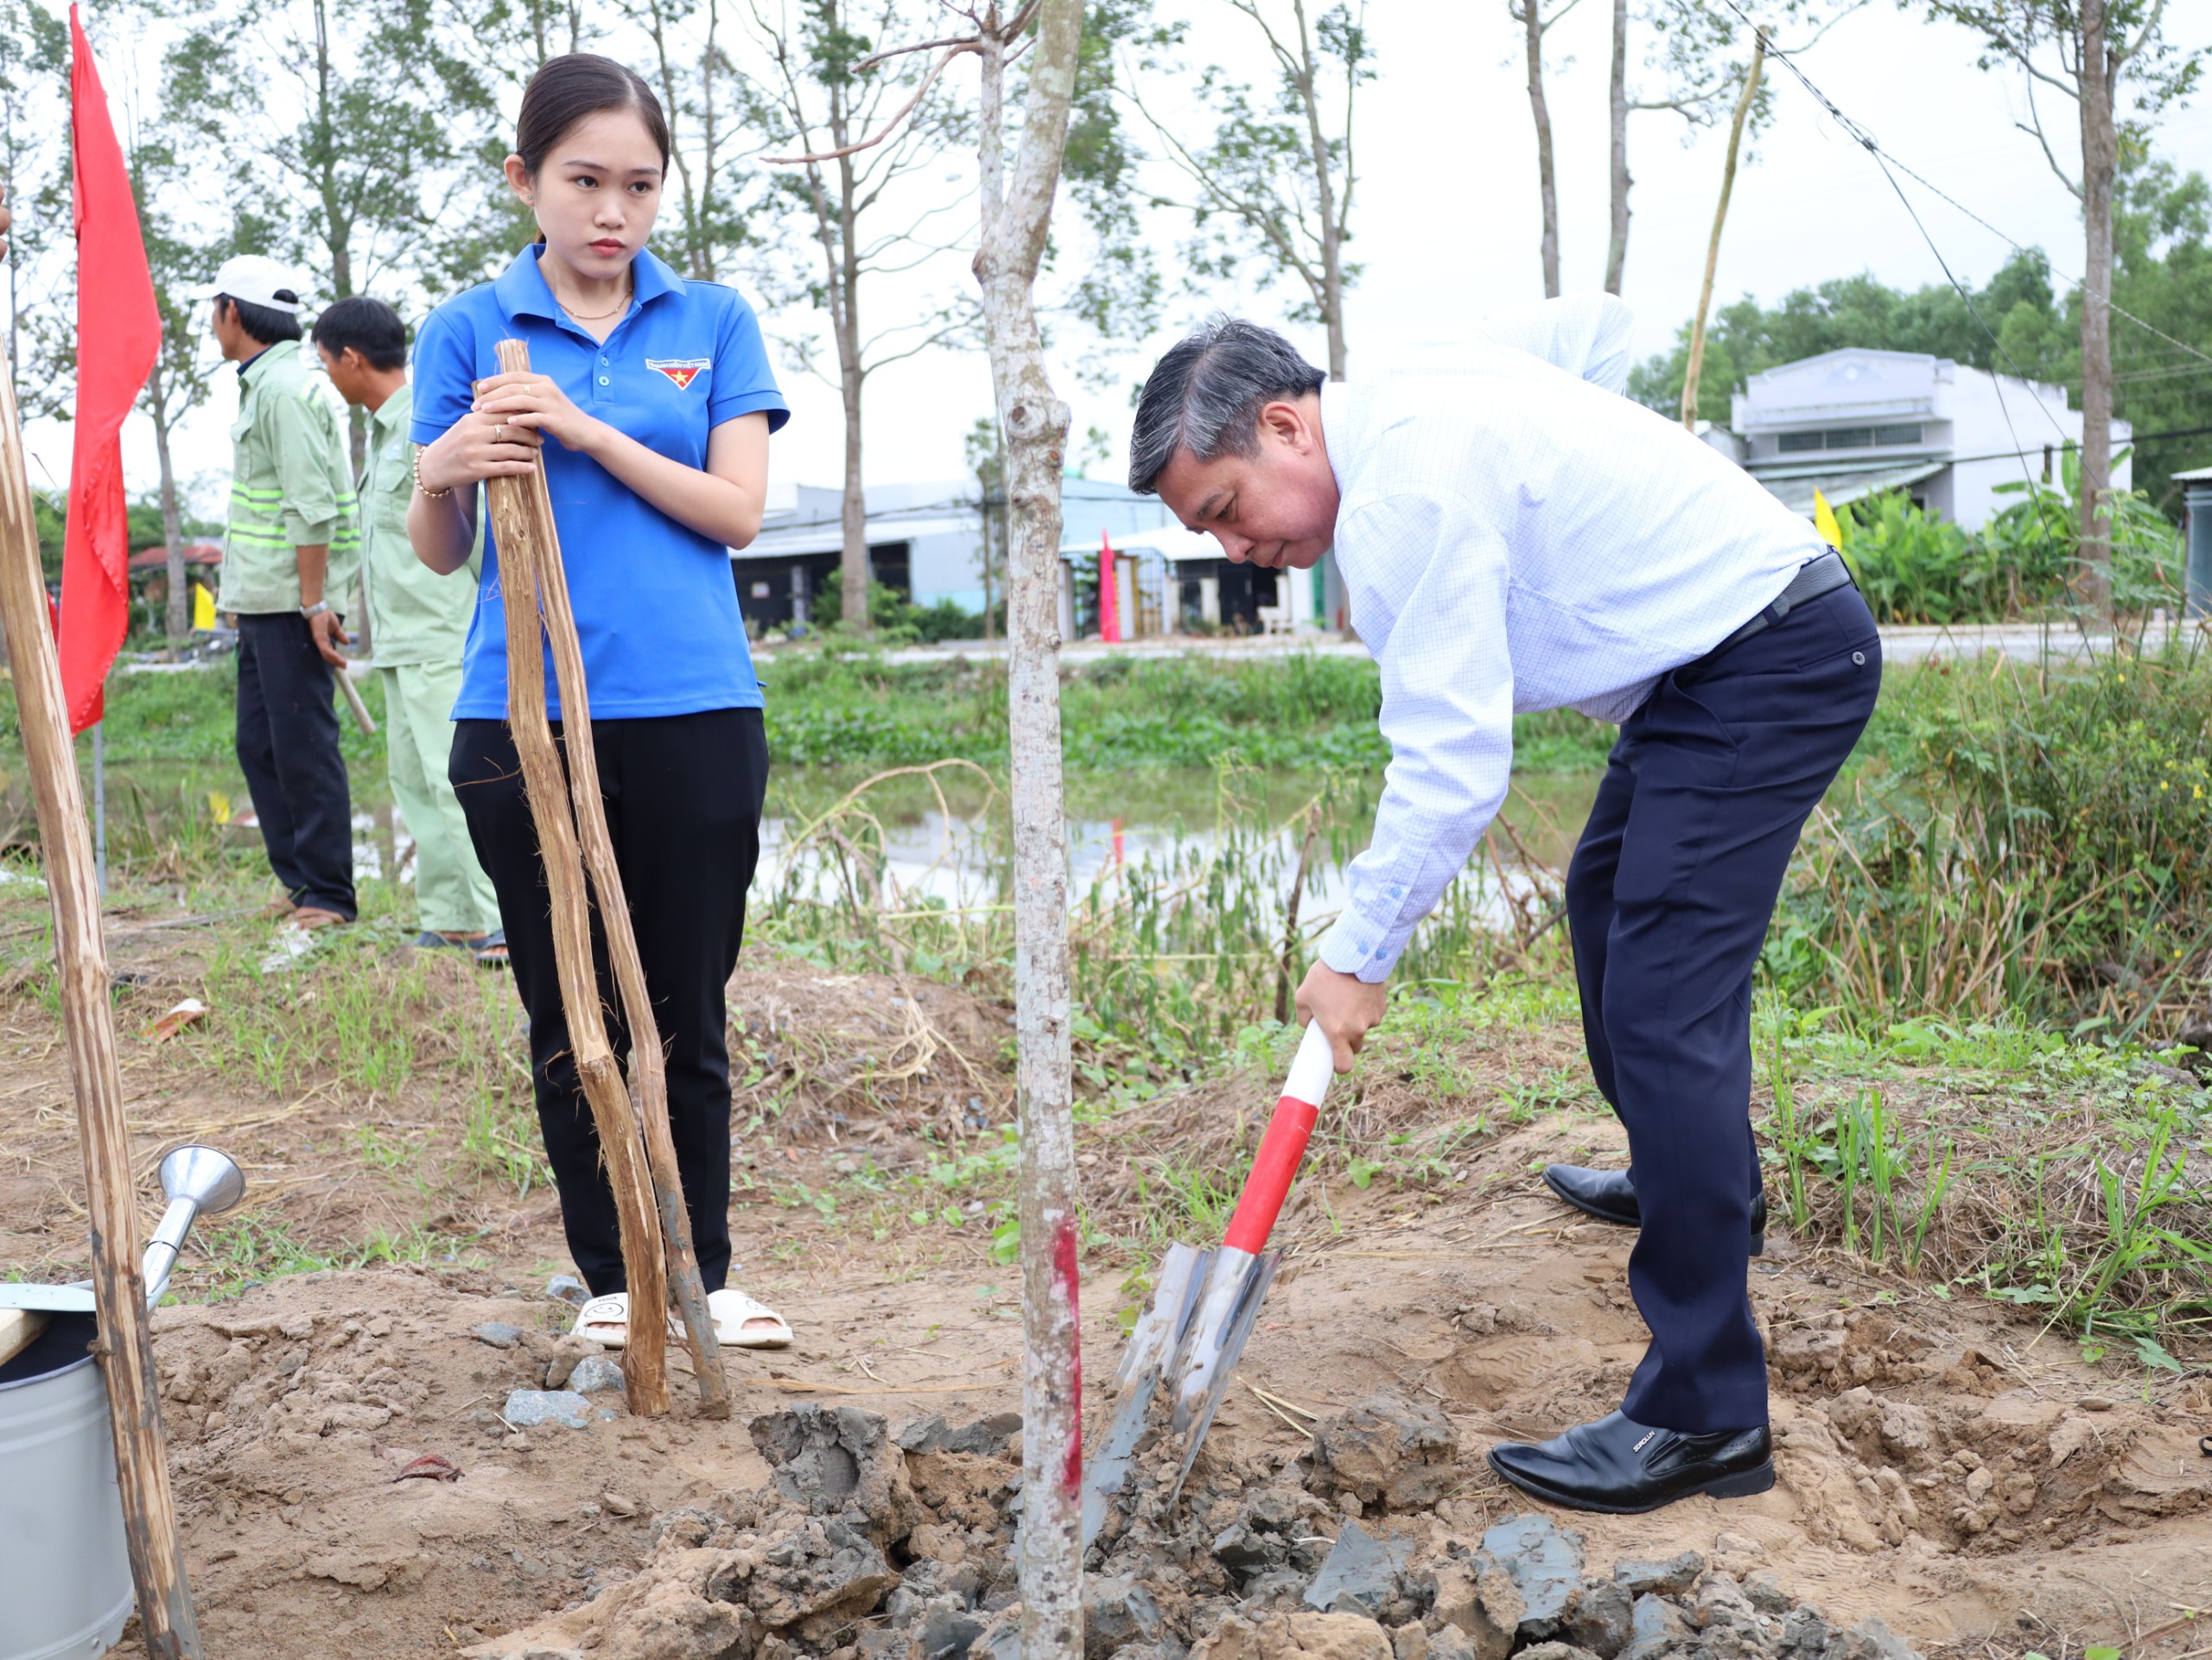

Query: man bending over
1128;300;1880;1514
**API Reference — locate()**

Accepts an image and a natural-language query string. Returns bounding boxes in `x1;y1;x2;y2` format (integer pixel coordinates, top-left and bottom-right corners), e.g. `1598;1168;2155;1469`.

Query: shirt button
599;376;610;385
1853;651;1866;665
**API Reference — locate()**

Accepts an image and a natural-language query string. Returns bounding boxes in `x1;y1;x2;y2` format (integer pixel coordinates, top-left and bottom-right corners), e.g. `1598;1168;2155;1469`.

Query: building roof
127;543;221;573
1754;459;1949;517
741;514;976;560
1058;525;1219;563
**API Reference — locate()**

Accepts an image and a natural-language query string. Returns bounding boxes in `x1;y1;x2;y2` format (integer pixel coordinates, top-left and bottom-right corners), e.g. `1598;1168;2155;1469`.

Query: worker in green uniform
200;254;362;929
313;295;505;964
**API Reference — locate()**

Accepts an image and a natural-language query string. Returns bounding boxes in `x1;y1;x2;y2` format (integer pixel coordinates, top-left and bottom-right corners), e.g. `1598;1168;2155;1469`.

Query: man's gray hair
1128;317;1325;495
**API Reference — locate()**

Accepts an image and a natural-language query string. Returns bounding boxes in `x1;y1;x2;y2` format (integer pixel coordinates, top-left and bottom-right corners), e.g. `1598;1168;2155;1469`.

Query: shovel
0;1145;246;1360
1082;1021;1338;1544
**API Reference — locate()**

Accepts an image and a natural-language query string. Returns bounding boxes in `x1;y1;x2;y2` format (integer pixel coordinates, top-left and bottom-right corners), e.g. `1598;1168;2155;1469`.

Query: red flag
60;6;159;734
1097;530;1119;644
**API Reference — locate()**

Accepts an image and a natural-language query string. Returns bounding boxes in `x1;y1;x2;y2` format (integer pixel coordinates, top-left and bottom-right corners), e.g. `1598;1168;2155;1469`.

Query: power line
1712;0;2212;373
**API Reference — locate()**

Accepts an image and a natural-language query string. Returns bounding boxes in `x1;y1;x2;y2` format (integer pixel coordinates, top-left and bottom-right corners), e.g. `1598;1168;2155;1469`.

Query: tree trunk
1681;35;1763;430
1290;0;1347;379
1604;0;1630;296
836;150;871;633
973;4;1084;1655
979;475;995;646
839;355;869;631
2075;0;2114;623
1521;1;1560;299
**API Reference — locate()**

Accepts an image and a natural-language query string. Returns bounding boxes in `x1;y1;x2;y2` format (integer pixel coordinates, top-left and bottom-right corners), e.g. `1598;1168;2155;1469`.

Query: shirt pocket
378;439;414;499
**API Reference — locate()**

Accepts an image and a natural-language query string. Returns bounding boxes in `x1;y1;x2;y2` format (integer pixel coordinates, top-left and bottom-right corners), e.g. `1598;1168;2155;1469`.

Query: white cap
192;254;308;315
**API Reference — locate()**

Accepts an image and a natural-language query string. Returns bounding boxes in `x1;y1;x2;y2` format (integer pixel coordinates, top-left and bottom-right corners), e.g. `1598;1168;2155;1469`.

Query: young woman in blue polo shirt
407;54;790;1350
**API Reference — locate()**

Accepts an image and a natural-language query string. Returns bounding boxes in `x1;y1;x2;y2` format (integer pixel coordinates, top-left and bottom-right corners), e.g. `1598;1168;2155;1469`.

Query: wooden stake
482;339;728;1416
0;351;203;1655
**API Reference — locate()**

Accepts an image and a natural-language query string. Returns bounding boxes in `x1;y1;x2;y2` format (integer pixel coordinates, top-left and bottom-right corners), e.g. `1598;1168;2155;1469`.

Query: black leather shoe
1541;1164;1768;1256
1487;1410;1774;1514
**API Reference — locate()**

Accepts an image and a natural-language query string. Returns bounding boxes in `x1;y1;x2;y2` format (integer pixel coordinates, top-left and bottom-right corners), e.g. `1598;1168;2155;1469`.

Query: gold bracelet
413;446;453;499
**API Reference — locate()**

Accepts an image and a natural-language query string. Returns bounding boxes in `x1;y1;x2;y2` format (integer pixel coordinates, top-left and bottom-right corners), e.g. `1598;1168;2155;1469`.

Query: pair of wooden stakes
0;339;719;1660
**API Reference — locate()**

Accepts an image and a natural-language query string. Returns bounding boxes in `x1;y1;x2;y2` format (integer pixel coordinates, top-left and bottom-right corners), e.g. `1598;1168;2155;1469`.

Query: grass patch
1776;637;2212;1036
188;1213;493;1300
1756;1002;2212;1365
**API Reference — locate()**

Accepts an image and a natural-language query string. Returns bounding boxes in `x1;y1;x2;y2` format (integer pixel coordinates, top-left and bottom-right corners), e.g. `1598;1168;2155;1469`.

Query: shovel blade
1168;1248;1279;1502
1080;1243;1207;1547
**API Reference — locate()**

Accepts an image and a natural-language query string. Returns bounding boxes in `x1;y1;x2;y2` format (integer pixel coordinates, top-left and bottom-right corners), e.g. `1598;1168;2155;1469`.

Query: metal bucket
0;1313;134;1660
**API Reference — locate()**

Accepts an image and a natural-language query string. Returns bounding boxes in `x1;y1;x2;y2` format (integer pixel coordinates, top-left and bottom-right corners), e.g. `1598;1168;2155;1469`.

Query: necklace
554;279;633;321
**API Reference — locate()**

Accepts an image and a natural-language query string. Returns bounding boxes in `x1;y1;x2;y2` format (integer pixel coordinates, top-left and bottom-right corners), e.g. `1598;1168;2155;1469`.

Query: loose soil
1;903;2208;1660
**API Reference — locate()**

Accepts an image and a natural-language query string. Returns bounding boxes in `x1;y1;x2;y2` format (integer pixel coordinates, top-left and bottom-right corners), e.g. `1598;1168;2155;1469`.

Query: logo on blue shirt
646;357;709;390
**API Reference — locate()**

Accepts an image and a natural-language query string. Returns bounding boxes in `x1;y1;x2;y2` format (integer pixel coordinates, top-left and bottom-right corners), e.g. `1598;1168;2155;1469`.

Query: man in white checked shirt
1129;299;1881;1515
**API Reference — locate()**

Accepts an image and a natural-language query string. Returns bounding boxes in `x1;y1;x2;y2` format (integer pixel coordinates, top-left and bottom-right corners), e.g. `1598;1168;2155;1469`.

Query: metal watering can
0;1146;245;1660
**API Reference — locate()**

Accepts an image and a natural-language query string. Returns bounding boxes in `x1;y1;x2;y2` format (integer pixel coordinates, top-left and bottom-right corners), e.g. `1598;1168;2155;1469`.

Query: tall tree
1512;0;1581;297
970;10;1084;1650
1603;0;1770;296
0;0;67;383
165;0;484;306
623;0;786;282
1923;0;2202;618
750;0;973;634
795;3;1089;1644
1130;0;1370;379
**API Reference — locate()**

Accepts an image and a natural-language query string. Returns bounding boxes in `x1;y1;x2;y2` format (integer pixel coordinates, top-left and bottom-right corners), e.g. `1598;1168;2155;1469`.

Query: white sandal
574;1288;792;1351
700;1287;792;1349
573;1293;633;1349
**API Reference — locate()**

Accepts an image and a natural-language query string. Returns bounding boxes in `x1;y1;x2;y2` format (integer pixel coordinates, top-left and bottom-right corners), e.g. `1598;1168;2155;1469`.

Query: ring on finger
493;423;506;443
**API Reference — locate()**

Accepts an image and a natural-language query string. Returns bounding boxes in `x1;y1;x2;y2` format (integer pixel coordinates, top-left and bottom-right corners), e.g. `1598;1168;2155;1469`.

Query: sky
22;0;2212;524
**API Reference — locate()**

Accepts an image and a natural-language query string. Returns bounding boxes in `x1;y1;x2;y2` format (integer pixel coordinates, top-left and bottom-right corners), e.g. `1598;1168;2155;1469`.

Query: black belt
1710;549;1853;656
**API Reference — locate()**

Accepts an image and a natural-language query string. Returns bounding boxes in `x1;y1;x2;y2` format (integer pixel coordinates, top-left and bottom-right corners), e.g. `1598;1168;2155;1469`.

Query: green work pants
378;660;499;935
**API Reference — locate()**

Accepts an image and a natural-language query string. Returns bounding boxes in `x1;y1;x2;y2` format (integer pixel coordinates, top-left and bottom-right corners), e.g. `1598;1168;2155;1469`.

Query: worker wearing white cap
201;253;362;931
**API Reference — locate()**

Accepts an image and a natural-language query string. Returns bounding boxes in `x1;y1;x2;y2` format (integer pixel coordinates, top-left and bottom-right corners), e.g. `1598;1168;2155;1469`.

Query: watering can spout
140;1146;245;1307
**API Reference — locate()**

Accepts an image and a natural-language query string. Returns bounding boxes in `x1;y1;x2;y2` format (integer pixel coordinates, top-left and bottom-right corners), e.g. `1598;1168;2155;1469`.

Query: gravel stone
1481;1514;1586;1636
501;1389;589;1429
474;1321;526;1349
1563;1580;1635;1658
1085;1574;1167;1658
1612;1554;1706;1598
1742;1574;1794;1616
1620;1593;1692;1660
1304;1522;1415;1618
568;1354;626;1394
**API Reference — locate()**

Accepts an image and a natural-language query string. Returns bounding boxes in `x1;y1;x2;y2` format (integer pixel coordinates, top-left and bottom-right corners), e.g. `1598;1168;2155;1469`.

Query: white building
735;475;1350;639
731;477;1181;631
1718;349;2130;531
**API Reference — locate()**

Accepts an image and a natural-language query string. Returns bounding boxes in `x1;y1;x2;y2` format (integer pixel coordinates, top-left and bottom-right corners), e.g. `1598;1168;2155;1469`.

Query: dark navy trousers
234;611;358;919
1565;582;1880;1434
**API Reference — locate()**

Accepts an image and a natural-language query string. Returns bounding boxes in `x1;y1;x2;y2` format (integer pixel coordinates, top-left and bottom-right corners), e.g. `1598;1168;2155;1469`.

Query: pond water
758;765;1602;935
6;754;1604;940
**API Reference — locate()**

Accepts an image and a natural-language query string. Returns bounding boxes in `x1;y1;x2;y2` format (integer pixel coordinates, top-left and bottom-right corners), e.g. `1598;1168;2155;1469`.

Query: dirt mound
469;1396;1938;1660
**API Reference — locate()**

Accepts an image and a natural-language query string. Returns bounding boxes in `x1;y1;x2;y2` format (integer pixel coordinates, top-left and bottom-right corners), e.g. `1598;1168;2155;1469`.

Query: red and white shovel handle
1221;1021;1338;1256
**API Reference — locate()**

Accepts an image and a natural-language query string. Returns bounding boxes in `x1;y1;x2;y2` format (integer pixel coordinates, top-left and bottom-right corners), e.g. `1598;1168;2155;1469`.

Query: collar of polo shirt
494;243;685;329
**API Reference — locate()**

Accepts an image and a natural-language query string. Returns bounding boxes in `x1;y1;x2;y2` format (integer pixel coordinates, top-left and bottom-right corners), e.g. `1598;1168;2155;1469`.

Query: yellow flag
191;582;215;631
1813;489;1845;551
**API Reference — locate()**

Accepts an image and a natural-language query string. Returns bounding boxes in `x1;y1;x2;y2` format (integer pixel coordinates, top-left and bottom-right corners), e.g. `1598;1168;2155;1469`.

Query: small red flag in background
1097;529;1119;644
61;5;160;734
